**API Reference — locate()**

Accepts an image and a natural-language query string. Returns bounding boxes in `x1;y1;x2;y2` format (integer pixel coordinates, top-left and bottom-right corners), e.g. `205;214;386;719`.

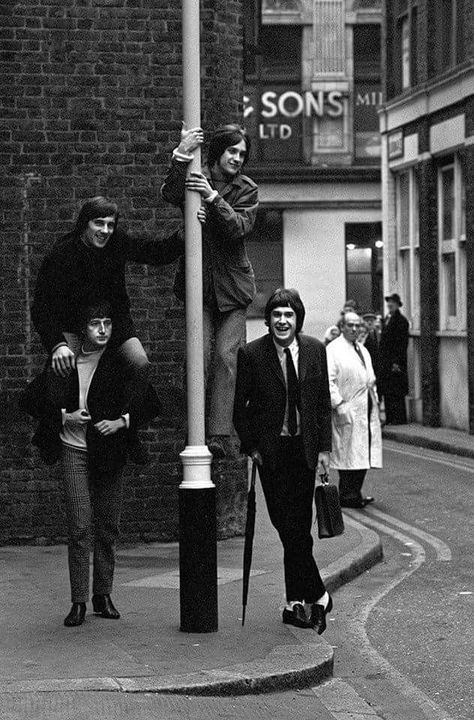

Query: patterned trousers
61;445;125;603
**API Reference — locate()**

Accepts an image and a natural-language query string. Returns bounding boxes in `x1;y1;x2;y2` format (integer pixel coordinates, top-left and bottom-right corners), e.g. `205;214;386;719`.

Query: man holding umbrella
233;288;333;633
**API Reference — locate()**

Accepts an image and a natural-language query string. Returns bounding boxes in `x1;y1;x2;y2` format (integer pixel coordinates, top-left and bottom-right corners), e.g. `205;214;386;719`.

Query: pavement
383;421;474;459
0;422;471;699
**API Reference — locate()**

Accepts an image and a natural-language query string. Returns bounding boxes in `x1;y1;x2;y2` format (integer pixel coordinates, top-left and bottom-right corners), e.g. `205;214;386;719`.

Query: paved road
3;439;473;719
331;440;474;720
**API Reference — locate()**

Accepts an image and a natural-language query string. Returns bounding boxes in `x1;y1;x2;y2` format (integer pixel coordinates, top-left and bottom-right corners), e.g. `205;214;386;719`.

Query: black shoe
340;496;375;509
127;430;149;465
92;594;120;619
207;435;226;459
282;603;311;628
310;595;333;635
64;602;86;627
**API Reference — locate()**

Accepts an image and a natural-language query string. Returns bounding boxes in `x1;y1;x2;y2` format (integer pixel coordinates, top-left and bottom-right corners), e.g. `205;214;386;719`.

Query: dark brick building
379;0;474;433
0;0;248;545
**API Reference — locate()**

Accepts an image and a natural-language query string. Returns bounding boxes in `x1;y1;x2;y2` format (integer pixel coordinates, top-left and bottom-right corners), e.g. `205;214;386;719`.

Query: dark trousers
61;445;125;603
259;437;326;604
383;393;407;424
338;469;368;504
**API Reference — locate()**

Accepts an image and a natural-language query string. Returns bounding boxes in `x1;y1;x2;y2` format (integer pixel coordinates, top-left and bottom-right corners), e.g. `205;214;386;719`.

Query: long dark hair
207;124;251;169
73;196;119;238
264;288;306;334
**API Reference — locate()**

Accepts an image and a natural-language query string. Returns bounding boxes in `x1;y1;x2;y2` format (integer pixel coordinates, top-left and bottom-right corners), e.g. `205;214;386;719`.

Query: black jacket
19;350;162;470
233;333;332;471
31;227;184;352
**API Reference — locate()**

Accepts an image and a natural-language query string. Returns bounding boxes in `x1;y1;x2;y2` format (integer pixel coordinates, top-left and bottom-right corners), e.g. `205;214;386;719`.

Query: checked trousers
61;445;125;603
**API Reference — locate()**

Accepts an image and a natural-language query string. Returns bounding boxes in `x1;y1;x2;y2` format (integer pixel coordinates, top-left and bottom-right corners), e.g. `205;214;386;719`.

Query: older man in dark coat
378;293;409;424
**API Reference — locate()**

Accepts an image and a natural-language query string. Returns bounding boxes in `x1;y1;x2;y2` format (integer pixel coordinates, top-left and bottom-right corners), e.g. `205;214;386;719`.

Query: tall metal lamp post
178;0;218;633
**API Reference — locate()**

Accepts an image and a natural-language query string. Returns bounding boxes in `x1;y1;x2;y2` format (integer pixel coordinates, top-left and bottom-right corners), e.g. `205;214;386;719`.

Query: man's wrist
203;190;218;204
173;147;193;162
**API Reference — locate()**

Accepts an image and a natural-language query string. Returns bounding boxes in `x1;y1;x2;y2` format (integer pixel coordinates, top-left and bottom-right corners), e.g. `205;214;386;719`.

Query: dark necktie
284;348;298;436
353;342;366;367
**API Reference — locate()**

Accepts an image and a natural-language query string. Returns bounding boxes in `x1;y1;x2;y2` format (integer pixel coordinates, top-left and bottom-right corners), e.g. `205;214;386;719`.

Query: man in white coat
326;311;382;508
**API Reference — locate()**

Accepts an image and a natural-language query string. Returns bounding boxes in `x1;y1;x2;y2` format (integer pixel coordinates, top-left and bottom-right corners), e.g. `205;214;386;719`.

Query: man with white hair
326;311;382;508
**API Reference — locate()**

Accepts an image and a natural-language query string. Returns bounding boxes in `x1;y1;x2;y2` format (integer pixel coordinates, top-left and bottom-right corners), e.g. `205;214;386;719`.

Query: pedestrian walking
20;302;161;627
31;195;183;462
378;293;409;424
161;123;259;459
233;288;333;633
326;311;382;508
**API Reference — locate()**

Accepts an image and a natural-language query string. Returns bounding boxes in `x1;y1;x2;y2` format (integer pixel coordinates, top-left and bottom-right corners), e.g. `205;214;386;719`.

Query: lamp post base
179;445;218;633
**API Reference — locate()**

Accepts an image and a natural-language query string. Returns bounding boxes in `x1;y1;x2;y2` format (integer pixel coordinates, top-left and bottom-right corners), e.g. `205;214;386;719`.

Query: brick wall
0;0;248;545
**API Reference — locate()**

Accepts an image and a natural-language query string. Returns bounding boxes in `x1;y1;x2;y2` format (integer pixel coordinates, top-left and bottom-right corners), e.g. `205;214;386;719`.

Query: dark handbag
315;474;344;539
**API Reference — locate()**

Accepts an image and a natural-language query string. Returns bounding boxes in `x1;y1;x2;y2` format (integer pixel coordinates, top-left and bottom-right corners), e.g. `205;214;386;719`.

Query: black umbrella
241;460;258;626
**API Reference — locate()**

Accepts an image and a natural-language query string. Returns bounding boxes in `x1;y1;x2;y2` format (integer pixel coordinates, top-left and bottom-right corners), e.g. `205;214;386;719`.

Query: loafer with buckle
282;603;311;628
92;594;120;619
310;595;333;635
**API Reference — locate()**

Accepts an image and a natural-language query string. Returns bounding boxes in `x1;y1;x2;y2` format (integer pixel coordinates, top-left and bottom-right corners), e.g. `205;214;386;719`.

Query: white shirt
273;338;301;436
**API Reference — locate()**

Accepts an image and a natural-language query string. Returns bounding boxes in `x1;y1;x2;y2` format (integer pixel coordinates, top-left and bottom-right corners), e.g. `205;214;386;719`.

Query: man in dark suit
233;288;333;633
379;293;409;424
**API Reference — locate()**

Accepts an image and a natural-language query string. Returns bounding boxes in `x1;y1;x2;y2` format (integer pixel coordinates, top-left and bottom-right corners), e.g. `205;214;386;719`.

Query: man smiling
161;124;259;459
31;196;183;462
234;288;333;633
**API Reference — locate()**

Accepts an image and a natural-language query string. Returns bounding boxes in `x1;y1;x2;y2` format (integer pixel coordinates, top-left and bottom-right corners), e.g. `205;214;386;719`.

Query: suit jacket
161;160;258;311
19;350;162;470
233;333;332;471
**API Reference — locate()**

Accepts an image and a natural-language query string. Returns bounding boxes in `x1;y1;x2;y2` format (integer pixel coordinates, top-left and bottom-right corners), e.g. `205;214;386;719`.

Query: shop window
393;1;418;94
395;169;420;330
246;209;283;318
430;0;458;74
438;157;466;331
345;223;383;314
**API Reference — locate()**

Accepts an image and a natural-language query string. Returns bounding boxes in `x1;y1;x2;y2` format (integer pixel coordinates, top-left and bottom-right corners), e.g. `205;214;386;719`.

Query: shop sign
388;130;404;159
244;87;344;144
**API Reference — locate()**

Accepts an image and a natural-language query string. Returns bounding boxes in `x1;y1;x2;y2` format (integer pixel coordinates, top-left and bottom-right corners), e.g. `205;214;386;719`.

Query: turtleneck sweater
60;347;105;451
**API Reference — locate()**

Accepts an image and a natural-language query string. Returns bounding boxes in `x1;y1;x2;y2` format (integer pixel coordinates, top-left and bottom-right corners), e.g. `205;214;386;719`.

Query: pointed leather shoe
310;595;333;635
64;602;86;627
92;594;120;619
282;603;311;628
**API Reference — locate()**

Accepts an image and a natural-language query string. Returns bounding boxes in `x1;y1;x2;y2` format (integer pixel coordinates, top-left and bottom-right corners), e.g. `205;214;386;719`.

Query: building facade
0;1;248;544
243;0;384;342
380;0;473;432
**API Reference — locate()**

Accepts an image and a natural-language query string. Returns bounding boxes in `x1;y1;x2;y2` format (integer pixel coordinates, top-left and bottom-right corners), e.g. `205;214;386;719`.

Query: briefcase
315;475;344;539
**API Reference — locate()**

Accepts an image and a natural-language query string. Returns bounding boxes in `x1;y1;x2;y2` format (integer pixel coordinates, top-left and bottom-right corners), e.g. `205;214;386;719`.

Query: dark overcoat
378;309;409;396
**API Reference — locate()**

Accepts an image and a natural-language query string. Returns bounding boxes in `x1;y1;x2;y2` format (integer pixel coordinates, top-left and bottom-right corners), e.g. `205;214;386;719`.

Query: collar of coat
203;164;255;196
